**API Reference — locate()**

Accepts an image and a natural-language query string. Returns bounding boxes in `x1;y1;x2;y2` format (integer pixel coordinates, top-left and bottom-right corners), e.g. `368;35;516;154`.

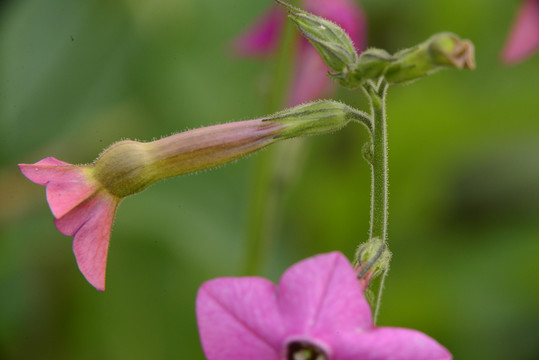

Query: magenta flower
502;0;539;64
233;0;367;105
19;157;120;291
196;252;452;360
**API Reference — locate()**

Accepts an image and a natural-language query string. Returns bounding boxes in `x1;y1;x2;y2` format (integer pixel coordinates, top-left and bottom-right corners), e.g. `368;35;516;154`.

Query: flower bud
429;32;475;69
354;237;391;281
361;141;374;165
384;32;475;84
275;0;358;73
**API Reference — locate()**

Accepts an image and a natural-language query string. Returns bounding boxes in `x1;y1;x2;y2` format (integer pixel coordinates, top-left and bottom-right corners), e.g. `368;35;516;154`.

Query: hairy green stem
369;82;389;243
367;81;389;323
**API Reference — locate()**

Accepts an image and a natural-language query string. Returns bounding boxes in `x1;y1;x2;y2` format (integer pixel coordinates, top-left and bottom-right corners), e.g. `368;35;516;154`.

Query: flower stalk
367;82;389;245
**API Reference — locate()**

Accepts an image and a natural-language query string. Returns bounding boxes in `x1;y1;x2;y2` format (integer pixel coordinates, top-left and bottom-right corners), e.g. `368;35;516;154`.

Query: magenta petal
339;327;452;360
196;252;452;360
502;0;539;63
277;252;373;343
233;6;285;57
54;192;118;291
196;277;285;360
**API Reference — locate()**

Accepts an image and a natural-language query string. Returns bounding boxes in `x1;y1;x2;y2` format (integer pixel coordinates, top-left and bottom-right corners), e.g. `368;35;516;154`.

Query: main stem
369;83;389;242
368;81;389;323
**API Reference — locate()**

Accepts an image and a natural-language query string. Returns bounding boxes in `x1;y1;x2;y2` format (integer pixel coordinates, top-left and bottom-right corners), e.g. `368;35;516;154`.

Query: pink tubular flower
19;101;361;291
502;0;539;64
196;252;452;360
233;0;367;105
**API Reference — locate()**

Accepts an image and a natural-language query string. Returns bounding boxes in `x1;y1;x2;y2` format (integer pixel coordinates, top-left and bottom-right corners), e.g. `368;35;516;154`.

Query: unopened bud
361;141;374;165
384;32;475;84
276;0;358;73
429;32;475;69
355;237;391;280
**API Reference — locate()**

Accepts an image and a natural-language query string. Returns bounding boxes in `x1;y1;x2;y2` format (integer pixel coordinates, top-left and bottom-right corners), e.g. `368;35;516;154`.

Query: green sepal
265;100;370;139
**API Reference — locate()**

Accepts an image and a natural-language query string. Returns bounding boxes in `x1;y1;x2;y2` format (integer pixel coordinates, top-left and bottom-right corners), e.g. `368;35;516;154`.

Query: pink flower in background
234;7;286;57
19;157;119;291
234;0;367;105
196;252;451;360
502;0;539;63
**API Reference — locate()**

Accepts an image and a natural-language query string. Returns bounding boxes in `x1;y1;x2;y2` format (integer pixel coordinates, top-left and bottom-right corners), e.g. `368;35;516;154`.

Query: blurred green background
1;0;538;359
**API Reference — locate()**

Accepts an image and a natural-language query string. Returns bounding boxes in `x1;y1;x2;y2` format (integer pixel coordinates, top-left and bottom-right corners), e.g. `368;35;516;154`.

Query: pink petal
46;180;98;219
288;45;335;106
196;277;285;360
54;192;103;236
55;192;118;291
233;6;285;57
19;157;98;219
339;327;452;360
502;0;539;63
18;157;87;185
30;156;70;167
277;252;373;345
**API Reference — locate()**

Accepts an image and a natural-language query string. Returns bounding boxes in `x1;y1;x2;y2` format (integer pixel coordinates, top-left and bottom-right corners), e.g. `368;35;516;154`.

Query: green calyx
92;140;154;198
265;100;372;139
